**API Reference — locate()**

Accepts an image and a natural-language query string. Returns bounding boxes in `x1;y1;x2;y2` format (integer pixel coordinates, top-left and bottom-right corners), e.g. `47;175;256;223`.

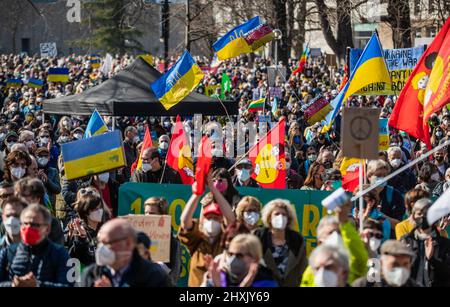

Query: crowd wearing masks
0;51;448;287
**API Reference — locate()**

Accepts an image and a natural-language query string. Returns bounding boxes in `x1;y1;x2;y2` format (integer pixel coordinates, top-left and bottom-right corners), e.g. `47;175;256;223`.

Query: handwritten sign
122;214;171;263
40;42;57;57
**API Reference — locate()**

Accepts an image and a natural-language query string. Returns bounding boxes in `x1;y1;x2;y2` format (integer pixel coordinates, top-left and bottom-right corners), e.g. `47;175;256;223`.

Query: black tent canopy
43;57;238;116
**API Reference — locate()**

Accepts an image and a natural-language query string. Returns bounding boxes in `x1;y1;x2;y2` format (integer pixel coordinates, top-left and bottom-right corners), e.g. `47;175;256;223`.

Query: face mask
59;136;70;143
389;158;402;169
243;212;260;226
435;156;444;163
293;136;301;144
39;137;49;145
25;140;34;149
371;176;387;189
308;154;317;162
323;231;345;251
271;214;287;230
149;118;156;124
227;255;248;282
73;133;83;140
95;244;116;266
314;268;338;287
89;208;104;223
98;172;110;183
141;163;152;172
159;141;169;150
213;180;228;193
236;169;251;182
11;167;26;179
133;136;140;144
369;237;381;252
4;216;21;236
431;173;441;181
382;266;410;287
202;219;222;237
163;122;171;129
37;157;49;167
20;226;42;246
414;217;430;231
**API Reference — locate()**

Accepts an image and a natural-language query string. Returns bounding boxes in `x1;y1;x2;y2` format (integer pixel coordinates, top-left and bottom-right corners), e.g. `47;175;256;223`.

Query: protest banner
118;183;331;286
349;46;426;94
40;42;57;57
379;118;390;151
122;214;171;263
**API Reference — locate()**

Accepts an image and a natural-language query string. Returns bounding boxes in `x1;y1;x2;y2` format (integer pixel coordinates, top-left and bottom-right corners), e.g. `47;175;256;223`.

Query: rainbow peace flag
293;45;310;75
62;130;126;180
48;68;69;83
151;50;204;110
247;98;265;112
28;78;44;88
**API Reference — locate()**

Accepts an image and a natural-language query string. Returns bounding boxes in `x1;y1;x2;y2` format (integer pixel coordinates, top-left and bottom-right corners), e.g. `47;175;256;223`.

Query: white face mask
141;163;152;172
4;216;21;236
73;133;83;140
323;231;346;251
98;172;110;183
89;208;104;223
159;141;169;150
243;211;260;226
314;268;338;287
39;137;49;145
202;219;222;237
389;158;401;169
369;237;382;252
11;167;26;179
271;214;287;230
133;136;140;144
95;244;116;266
431;173;441;182
37;157;49;167
382;266;410;287
236;169;251;182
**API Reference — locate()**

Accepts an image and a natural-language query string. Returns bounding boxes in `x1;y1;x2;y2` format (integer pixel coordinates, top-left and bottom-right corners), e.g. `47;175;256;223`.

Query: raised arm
206;172;236;225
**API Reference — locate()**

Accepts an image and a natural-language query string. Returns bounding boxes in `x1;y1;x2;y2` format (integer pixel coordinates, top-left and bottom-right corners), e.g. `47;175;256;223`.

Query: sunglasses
366;232;383;240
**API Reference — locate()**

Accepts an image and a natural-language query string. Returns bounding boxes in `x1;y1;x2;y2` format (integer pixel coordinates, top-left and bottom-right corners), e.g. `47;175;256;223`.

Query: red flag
192;136;213;196
166;116;195;184
389;18;450;149
131;126;153;174
249;118;286;189
340;158;364;193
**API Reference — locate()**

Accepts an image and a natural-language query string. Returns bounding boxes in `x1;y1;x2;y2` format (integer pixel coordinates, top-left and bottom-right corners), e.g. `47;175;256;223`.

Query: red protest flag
192;136;213;196
389;18;450;149
131;125;153;174
166;115;195;184
249;118;286;189
340;158;363;193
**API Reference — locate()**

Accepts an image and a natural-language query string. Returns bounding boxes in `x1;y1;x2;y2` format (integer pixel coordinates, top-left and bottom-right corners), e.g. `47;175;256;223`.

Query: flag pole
359;147;364;233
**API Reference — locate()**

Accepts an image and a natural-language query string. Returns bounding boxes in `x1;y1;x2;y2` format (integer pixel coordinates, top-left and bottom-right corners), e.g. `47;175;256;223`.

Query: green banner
118;183;331;286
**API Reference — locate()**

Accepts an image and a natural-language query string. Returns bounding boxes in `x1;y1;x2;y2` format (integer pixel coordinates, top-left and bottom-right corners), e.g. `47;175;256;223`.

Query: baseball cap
236;158;252;167
202;202;222;217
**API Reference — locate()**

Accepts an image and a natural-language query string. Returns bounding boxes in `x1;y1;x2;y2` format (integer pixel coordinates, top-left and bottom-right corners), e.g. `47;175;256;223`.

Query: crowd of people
0;51;448;287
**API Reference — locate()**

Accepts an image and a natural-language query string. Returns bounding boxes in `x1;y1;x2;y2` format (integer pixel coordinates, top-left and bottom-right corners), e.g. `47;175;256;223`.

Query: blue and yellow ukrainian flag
28;78;44;89
322;32;391;132
62;130;126;180
48;68;69;83
7;78;22;88
151;50;204;110
84;109;108;138
213;16;261;61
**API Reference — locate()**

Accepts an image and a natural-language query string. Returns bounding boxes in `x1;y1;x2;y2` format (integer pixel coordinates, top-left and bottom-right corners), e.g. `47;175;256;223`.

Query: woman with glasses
143;196;181;285
65;191;110;267
203;234;277;287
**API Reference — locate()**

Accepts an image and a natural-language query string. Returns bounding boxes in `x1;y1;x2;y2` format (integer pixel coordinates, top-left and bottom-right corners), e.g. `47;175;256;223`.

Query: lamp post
273;29;282;69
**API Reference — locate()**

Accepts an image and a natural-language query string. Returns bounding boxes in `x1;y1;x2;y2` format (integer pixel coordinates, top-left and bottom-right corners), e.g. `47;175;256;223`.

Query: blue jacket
0;239;73;287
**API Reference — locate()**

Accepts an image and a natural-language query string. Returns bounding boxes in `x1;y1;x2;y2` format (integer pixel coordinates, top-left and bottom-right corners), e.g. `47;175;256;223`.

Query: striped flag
28;78;44;89
48;68;69;83
7;78;22;88
292;45;310;75
247;98;265;112
84;109;109;138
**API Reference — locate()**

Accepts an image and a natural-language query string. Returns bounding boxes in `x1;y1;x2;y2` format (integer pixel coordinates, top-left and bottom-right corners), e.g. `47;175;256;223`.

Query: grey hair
261;199;296;229
19;130;35;142
309;244;349;273
317;215;339;240
20;204;52;226
387;146;402;157
367;159;391;178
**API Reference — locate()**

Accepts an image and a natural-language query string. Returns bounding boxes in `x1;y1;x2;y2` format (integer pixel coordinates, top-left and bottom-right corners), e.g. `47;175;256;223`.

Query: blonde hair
229;234;263;261
367;159;391;178
261;199;296;229
144;197;168;214
235;196;262;223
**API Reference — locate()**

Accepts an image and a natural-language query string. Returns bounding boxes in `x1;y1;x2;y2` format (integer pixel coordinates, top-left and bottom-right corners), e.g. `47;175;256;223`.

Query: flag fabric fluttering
220;73;231;99
47;67;70;83
84;109;109;138
389;18;450;149
151;50;204;110
340;158;363;193
192;136;213;196
6;78;22;88
100;53;114;76
213;16;273;61
139;54;154;66
27;78;44;89
131;126;153;175
271;97;278;116
247;98;266;113
249;117;286;189
322;31;391;133
166;116;195;184
210;54;222;75
292;45;310;75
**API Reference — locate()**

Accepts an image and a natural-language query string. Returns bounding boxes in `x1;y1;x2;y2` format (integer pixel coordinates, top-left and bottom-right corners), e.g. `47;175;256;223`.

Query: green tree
79;0;144;54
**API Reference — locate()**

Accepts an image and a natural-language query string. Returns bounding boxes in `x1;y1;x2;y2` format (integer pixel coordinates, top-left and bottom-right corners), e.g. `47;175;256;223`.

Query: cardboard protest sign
341;108;380;159
123;214;171;263
40;42;57;57
379;118;390;151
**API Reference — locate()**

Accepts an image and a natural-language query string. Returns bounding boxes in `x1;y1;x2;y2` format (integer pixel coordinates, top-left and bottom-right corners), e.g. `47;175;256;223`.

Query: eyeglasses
366;232;383;240
21;221;47;228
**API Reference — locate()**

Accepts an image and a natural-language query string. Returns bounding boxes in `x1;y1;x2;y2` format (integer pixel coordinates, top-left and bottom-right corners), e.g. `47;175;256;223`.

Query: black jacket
131;165;182;184
401;229;450;287
65;220;98;266
0;239;72;287
352;276;419;287
78;249;173;287
232;175;260;188
253;227;307;287
387;164;417;194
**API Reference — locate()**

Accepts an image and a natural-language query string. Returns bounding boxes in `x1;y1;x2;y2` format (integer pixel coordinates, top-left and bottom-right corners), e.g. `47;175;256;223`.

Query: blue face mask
371;176;387;189
293;136;301;144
